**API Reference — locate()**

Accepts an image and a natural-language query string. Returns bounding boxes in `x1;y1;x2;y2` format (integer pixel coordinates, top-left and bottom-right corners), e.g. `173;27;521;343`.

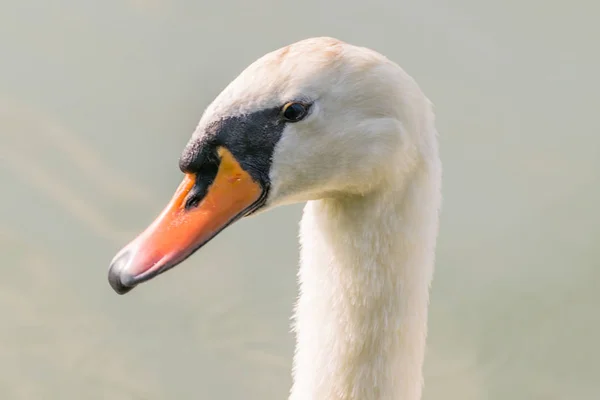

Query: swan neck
290;168;440;400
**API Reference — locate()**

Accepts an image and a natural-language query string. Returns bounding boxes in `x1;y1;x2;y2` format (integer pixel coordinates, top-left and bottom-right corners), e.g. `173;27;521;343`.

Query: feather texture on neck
290;141;441;400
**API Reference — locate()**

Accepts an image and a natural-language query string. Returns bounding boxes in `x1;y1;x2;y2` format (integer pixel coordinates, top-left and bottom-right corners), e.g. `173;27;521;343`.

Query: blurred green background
0;1;598;399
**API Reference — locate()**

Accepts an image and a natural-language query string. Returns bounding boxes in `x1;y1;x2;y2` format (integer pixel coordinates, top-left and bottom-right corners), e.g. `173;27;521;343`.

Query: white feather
197;37;442;400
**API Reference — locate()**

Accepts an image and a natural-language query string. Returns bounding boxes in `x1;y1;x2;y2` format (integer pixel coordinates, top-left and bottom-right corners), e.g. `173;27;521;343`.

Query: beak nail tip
108;269;134;295
108;250;135;295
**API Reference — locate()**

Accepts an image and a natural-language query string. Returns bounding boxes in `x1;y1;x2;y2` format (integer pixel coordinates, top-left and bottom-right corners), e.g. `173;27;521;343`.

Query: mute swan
108;37;442;400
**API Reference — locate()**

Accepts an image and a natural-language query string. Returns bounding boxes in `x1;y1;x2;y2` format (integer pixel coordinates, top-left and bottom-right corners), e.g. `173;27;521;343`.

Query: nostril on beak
108;250;135;295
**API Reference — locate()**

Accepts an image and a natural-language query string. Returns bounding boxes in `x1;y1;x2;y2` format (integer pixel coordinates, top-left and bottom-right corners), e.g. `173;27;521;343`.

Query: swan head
108;37;436;294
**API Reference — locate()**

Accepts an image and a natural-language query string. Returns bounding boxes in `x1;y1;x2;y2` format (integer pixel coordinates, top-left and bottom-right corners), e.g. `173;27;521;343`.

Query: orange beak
108;147;265;294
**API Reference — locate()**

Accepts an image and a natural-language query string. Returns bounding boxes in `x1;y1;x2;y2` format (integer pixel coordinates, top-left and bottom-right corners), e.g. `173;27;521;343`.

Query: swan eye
282;102;309;122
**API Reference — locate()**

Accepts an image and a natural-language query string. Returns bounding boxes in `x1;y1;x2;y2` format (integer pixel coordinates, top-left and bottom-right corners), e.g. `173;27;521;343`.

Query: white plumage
201;37;442;399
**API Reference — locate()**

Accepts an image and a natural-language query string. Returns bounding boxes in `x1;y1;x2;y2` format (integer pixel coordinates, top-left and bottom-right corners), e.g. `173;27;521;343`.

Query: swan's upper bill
108;36;435;294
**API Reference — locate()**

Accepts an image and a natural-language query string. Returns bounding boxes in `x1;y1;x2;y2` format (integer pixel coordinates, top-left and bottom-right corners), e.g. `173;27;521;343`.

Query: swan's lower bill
107;146;267;294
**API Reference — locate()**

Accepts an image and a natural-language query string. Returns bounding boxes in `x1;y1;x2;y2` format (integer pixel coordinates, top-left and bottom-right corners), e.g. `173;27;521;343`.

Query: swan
108;37;442;400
